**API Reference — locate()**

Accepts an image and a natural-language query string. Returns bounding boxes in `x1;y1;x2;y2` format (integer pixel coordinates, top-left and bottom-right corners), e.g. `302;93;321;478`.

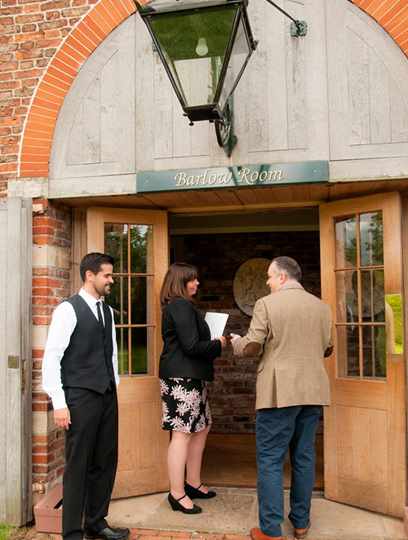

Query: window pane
360;211;383;266
131;327;148;375
130;225;153;273
130;277;154;325
362;326;374;377
219;16;252;111
149;6;238;107
337;325;359;377
117;327;129;376
362;326;386;378
335;217;357;268
110;276;128;324
336;271;358;323
374;326;386;377
105;224;128;273
361;270;385;322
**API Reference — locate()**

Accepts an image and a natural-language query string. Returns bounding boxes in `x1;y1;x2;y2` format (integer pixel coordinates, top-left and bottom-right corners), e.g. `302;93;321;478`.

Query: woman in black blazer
159;263;227;514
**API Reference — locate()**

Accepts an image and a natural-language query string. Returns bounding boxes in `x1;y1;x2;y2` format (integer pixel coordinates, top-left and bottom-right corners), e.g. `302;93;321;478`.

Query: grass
0;524;15;540
386;294;403;354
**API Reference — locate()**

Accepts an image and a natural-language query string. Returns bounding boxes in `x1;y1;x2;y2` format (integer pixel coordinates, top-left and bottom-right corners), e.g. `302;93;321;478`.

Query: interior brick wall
172;230;321;433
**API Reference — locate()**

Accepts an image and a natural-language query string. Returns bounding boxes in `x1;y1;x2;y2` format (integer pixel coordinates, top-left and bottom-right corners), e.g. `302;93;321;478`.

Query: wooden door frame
67;194;408;513
86;207;169;379
401;195;408;532
0;197;32;526
85;206;170;497
320;191;406;517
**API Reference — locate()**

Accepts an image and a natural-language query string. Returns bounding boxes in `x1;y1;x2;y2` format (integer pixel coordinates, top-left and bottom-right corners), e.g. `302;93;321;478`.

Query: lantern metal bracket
263;0;308;37
214;97;237;157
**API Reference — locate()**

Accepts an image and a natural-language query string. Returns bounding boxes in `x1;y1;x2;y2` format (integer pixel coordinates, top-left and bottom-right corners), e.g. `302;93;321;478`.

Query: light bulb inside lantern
195;37;209;57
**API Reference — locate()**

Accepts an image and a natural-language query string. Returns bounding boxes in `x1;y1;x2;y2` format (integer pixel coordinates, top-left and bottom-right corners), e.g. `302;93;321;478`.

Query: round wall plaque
233;258;270;316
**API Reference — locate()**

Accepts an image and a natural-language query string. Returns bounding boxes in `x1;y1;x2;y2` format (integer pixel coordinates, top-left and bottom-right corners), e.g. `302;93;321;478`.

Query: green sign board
137;161;329;193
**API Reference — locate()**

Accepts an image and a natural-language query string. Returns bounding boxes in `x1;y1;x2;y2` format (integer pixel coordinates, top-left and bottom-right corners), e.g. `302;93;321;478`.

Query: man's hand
218;336;228;349
54;407;71;430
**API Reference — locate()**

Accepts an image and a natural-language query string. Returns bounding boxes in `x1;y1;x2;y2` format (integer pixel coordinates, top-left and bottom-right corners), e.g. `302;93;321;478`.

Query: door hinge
8;355;20;369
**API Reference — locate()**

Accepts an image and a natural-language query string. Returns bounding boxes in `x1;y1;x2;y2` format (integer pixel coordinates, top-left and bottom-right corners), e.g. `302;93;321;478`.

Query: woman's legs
168;431;194;508
186;425;210;493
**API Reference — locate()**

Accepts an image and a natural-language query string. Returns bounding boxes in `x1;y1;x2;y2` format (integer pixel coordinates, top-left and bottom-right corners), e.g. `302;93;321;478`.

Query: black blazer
159;297;222;381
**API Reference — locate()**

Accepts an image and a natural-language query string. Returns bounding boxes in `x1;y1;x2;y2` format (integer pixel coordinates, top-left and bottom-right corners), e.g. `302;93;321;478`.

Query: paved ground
24;488;407;540
107;488;407;540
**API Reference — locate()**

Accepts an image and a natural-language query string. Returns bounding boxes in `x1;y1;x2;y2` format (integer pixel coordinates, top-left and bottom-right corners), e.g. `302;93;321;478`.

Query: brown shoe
250;527;286;540
294;523;311;539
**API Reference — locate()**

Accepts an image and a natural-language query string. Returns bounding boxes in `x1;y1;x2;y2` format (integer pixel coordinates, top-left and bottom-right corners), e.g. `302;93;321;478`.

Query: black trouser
63;385;118;540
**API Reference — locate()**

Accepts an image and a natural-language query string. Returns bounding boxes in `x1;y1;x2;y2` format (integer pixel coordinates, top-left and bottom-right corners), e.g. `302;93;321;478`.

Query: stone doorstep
32;487;251;539
31;531;408;540
33;484;63;534
33;531;249;540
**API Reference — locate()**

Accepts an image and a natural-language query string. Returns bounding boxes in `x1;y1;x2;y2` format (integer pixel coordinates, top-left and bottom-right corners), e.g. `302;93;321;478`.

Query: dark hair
80;252;114;282
160;262;198;307
271;256;302;282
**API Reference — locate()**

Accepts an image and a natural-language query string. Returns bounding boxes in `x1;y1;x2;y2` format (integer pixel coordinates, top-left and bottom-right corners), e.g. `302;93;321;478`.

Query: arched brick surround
19;0;137;178
353;0;408;53
19;0;408;178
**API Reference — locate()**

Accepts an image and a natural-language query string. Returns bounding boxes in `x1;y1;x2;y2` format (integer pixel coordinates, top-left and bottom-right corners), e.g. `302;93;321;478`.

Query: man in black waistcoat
42;253;129;540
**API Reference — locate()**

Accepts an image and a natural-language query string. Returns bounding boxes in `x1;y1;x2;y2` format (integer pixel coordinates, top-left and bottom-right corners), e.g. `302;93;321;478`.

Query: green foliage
0;524;15;540
386;294;403;354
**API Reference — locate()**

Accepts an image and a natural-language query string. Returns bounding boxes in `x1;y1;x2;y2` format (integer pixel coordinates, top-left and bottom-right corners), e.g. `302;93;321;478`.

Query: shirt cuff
50;390;67;410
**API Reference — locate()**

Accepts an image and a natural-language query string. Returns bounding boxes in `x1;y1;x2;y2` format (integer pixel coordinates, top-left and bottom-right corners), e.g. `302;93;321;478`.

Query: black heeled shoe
168;493;202;514
185;482;217;499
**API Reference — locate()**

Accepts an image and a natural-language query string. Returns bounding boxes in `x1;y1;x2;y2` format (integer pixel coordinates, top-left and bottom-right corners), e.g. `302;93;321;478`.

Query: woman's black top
159;297;222;381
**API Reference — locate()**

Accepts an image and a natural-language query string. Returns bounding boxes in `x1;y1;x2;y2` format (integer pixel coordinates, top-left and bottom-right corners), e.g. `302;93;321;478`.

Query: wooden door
87;208;169;498
320;192;406;517
0;198;32;525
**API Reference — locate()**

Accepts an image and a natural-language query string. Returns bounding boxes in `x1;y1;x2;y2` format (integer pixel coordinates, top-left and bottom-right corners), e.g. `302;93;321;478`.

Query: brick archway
19;0;408;178
19;0;137;178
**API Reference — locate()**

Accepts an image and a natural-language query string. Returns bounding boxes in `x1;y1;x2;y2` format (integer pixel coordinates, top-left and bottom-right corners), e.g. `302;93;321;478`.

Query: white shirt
42;288;119;410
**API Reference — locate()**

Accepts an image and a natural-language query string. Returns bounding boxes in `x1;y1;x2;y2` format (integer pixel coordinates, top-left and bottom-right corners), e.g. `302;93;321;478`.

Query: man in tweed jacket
232;256;332;540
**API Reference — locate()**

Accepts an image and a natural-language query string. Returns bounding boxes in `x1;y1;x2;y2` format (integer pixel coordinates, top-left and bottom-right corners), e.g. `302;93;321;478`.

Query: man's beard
96;284;110;297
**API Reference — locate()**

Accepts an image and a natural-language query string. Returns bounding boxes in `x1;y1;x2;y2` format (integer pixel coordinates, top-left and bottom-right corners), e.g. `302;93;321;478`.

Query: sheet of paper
205;312;229;339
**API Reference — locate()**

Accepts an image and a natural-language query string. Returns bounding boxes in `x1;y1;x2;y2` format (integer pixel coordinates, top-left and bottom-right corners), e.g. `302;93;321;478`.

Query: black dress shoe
185;482;216;499
168;493;202;514
84;526;130;540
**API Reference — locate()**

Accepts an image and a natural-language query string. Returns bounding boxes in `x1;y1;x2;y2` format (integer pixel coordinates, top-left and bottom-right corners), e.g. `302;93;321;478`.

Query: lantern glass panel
219;15;252;110
149;5;239;107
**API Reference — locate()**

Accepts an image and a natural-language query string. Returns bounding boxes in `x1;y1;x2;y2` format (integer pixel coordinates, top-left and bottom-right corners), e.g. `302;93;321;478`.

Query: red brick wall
0;0;100;196
32;198;72;489
0;0;138;192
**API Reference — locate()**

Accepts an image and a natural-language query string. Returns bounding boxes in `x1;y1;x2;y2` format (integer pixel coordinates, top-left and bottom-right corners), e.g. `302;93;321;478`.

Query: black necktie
96;301;105;329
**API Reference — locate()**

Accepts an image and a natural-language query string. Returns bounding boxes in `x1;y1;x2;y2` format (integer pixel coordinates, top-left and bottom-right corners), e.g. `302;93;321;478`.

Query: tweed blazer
233;285;332;409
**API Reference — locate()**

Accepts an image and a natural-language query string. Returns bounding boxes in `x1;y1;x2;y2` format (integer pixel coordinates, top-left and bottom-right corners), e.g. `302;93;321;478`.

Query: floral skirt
160;377;212;433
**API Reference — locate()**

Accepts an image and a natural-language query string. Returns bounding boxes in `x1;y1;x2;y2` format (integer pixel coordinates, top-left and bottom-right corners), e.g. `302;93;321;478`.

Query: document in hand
205;312;229;339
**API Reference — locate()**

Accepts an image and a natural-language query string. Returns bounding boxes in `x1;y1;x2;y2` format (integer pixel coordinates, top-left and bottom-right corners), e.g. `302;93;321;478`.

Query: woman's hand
217;336;228;349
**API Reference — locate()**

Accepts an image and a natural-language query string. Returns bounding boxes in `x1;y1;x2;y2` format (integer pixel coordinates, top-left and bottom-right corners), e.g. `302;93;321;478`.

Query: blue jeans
256;405;322;537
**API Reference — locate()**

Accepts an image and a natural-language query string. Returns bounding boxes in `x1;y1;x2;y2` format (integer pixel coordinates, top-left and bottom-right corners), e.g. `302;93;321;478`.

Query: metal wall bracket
8;355;20;369
264;0;308;37
215;97;237;157
291;20;308;37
